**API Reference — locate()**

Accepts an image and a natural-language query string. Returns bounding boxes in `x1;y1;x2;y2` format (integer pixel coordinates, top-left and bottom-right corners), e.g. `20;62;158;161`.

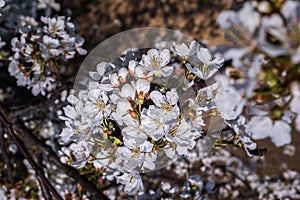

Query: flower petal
197;47;212;65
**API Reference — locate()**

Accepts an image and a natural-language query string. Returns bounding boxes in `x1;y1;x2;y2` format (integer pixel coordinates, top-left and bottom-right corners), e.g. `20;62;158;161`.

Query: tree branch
37;153;53;200
0;103;110;200
0;110;63;200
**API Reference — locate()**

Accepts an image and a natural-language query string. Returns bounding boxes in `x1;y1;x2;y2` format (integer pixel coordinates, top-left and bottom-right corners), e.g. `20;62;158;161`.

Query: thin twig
9;82;72;118
37;153;52;200
0;110;63;200
0;23;17;35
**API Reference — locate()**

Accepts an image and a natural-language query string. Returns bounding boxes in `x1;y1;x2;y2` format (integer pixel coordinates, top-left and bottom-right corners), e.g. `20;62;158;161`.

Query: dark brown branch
14;119;111;200
0;23;17;35
37;154;53;200
0;110;63;200
0;103;110;200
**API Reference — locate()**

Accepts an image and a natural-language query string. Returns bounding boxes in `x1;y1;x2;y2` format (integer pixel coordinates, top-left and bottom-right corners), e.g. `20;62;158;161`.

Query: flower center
163;104;172;112
96;102;105;110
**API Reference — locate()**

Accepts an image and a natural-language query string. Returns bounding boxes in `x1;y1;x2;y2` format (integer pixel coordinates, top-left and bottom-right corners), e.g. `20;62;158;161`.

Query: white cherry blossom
37;0;61;11
186;47;224;80
150;89;180;121
246;115;291;147
109;67;128;87
69;141;91;168
215;75;246;120
141;106;170;141
165;121;200;156
217;2;260;47
117;140;156;171
89;62;108;81
139;49;173;77
39;35;60;60
171;40;201;58
122;116;148;146
150;88;179;109
119;79;150;101
116;172;144;195
82;88;111;125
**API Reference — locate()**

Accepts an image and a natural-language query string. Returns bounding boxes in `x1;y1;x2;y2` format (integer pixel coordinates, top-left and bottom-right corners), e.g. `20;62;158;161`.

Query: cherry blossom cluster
60;40;240;194
216;0;300;147
0;0;86;96
8;16;86;96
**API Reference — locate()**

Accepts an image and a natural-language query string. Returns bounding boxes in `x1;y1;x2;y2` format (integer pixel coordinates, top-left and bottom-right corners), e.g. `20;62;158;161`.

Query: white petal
147;49;159;58
176;146;188;156
223;48;249;68
281;1;298;19
140;55;153;71
215;83;245;120
238;2;260;34
118;67;128;81
77;48;87;55
246;116;271;140
63;105;77;119
88;89;101;100
60;128;73;143
217;11;236;30
88;81;99;90
166;89;179;105
89;72;100;80
292;47;300;64
164;146;176;158
160;66;174;77
210;56;224;69
140;141;153;152
0;0;5;7
136;79;150;94
174;43;189;56
197;47;212;65
128;60;138;73
124;139;137;149
67;95;79;104
96;62;107;77
150;91;165;107
122;126;148;145
143;155;156;170
110;73;119;87
271;121;291;147
135;66;147;78
160;49;170;66
116;101;131;115
186;63;204;79
120;83;135;99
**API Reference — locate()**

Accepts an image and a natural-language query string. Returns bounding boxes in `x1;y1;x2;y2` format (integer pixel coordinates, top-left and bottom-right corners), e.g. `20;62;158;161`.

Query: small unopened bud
255;94;268;104
137;92;145;105
128;110;138;119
